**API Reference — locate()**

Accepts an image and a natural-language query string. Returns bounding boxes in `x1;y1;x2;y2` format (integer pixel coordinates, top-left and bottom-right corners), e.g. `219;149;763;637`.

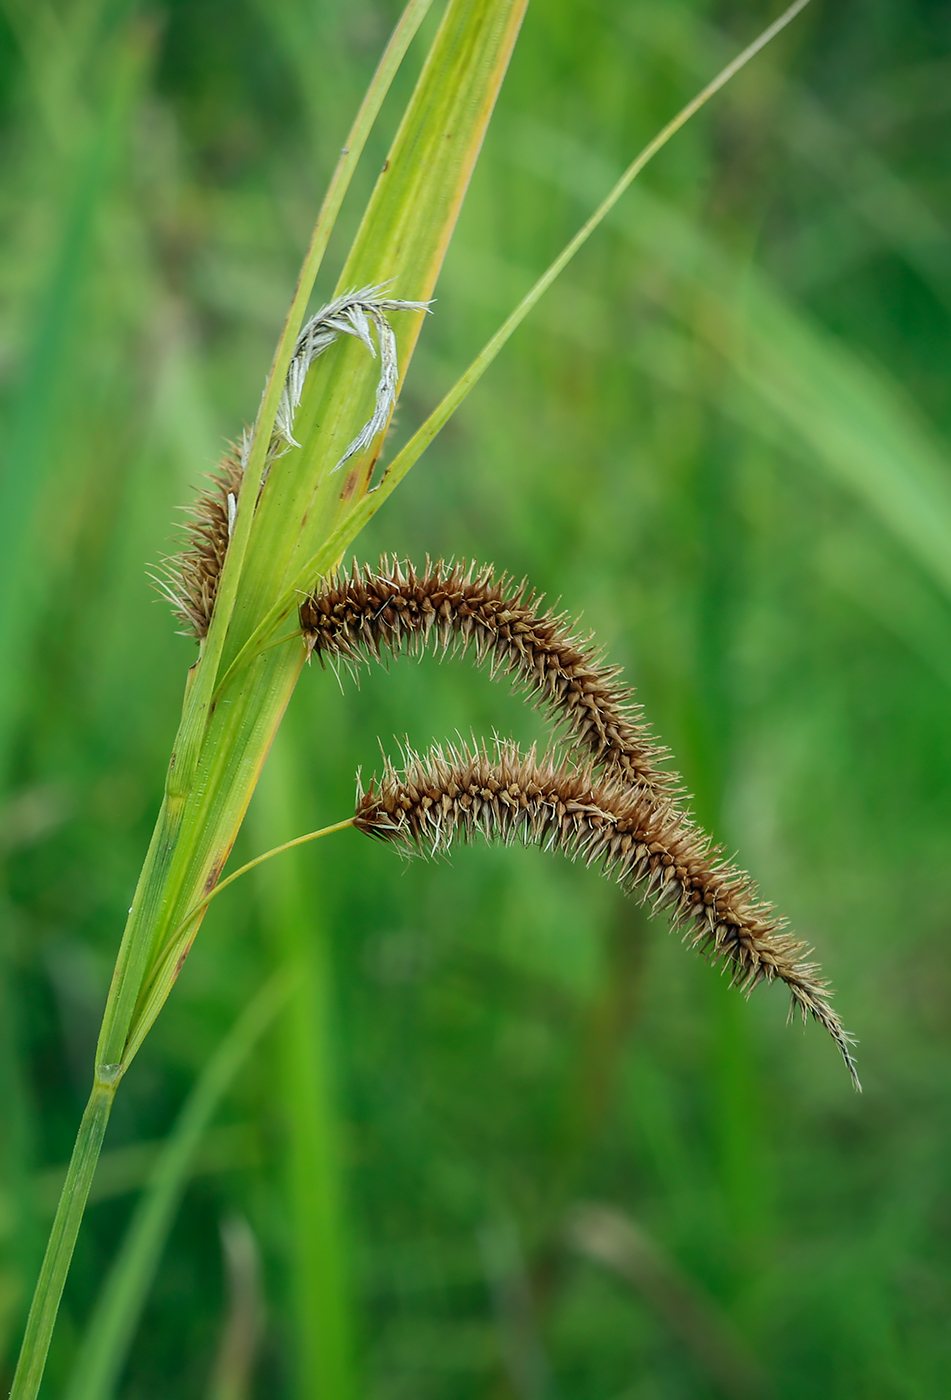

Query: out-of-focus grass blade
0;18;150;780
815;527;951;691
1;0;129;149
510;123;951;602
0;13;151;1367
730;286;951;600
64;974;290;1400
252;725;356;1400
566;1203;770;1399
33;1126;261;1215
205;1216;263;1400
634;4;951;310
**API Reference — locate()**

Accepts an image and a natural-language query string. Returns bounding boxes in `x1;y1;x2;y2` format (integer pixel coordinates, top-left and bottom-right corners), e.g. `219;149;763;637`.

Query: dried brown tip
300;557;677;799
158;445;245;639
355;740;860;1089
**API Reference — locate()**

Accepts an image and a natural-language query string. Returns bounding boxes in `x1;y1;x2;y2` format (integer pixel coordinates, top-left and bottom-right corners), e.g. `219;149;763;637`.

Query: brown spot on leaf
203;860;223;895
174;938;195;980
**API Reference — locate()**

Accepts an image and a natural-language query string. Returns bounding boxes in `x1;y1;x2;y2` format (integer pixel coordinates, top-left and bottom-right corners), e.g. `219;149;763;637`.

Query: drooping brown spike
300;557;678;799
355;739;860;1089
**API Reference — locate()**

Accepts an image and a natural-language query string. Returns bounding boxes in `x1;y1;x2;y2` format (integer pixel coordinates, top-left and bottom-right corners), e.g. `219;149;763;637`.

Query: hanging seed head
355;739;859;1088
301;557;678;799
302;557;857;1086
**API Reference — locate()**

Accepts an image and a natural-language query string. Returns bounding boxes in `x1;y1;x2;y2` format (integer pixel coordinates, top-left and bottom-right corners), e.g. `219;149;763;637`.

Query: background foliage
2;0;950;1395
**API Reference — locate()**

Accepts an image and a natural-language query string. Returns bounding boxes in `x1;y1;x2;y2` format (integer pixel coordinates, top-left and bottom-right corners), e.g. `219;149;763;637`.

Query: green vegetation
2;1;949;1396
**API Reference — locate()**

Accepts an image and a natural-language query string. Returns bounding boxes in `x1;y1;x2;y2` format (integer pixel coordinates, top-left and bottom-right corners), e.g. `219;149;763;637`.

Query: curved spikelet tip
353;735;860;1089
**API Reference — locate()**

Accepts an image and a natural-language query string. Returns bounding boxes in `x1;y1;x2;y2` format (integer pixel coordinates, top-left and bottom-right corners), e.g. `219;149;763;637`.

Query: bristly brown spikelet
159;445;245;639
354;739;860;1088
300;558;678;799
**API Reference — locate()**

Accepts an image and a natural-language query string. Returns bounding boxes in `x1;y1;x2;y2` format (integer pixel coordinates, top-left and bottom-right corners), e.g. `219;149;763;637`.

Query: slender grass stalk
64;974;291;1400
9;1080;116;1400
167;818;357;950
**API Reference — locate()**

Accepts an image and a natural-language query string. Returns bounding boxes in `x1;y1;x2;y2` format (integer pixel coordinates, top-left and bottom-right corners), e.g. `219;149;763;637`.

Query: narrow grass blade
0;19;150;779
253;728;356;1400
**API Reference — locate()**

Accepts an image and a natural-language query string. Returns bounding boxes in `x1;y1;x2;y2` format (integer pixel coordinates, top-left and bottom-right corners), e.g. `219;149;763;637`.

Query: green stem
11;720;351;1400
9;637;305;1397
165;817;357;955
111;644;308;1075
9;1074;118;1400
65;975;291;1400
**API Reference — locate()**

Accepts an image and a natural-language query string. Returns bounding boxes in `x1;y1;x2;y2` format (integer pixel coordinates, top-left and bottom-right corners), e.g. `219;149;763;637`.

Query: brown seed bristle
355;739;860;1089
160;445;245;639
300;558;677;799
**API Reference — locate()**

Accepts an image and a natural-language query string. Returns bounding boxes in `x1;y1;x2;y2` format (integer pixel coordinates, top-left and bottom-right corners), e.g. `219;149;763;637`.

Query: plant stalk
9;1076;117;1400
65;975;291;1400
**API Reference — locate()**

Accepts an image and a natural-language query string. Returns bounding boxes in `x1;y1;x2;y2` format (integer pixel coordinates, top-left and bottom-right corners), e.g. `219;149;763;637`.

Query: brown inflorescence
162;446;245;638
300;557;677;799
355;739;860;1088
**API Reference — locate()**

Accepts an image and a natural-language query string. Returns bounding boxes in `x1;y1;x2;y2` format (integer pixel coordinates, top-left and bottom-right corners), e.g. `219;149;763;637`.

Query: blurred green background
2;0;950;1395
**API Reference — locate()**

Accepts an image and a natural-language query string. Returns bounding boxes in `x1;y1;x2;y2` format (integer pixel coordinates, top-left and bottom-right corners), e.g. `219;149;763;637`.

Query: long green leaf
513;124;951;600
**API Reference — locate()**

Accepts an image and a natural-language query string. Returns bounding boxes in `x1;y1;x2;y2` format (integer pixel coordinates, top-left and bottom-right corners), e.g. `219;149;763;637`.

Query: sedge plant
11;0;845;1393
